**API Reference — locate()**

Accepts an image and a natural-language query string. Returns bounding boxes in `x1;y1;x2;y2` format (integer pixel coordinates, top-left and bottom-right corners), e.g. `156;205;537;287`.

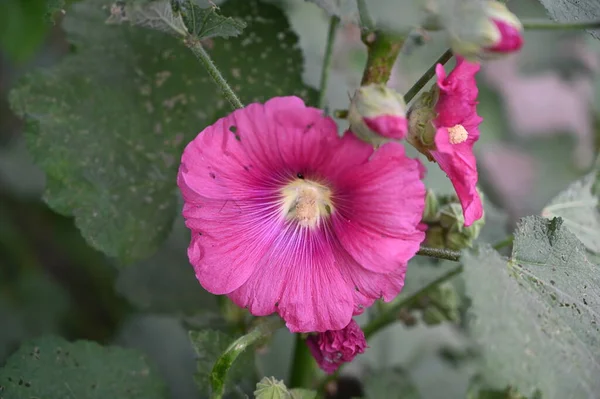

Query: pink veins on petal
432;58;484;226
177;96;426;333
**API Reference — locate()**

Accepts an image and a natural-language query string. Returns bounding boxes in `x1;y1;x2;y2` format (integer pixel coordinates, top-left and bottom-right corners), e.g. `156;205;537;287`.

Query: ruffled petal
332;142;426;273
432;127;483;226
228;226;354;333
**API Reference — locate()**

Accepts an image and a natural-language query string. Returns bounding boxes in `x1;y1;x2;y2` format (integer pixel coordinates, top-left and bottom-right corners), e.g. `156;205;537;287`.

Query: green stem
185;35;244;110
403;49;453;103
319;16;340;109
357;0;375;32
362;262;463;338
416;246;461;262
210;317;284;398
289;334;316;389
360;31;405;85
334;109;348;119
493;235;514;251
522;19;600;30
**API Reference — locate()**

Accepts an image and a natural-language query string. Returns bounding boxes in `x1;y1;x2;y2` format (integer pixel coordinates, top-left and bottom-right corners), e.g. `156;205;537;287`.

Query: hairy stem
362;262;463;338
185;36;244;110
289;334;316;389
416;246;461;262
403;49;453;103
522;19;600;30
210;317;283;398
319;16;340;109
360;32;405;85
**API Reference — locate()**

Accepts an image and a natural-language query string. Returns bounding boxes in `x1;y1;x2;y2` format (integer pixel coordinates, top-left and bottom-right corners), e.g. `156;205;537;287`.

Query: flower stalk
210;317;283;399
522;19;600;30
319;16;340;109
404;49;453;103
185;35;244;110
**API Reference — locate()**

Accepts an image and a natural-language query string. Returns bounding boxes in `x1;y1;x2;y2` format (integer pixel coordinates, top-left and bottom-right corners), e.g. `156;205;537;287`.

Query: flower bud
439;202;485;250
421;282;460;326
348;84;408;147
449;1;523;60
306;319;367;374
422;189;440;223
407;86;438;161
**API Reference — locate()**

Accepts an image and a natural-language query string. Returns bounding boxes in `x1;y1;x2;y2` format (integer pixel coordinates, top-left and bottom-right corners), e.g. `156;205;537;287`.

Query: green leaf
536;0;600;40
0;0;51;62
106;0;190;37
462;216;600;398
362;367;421;399
254;376;291;399
188;329;255;396
0;335;168;398
115;215;217;315
175;0;247;39
542;172;600;254
10;0;317;263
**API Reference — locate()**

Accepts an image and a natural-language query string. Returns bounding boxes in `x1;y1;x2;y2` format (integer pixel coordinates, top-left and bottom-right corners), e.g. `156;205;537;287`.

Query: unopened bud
422;282;460;326
407;87;438;160
449;1;523;60
423;189;440;223
440;202;485;250
348;84;408;147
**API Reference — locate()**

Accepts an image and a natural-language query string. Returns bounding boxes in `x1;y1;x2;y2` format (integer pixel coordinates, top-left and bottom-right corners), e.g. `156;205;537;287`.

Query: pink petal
332;142;426;273
182;197;283;294
488;19;524;53
228;227;354;333
363;115;408;139
435;59;481;128
432;127;483;226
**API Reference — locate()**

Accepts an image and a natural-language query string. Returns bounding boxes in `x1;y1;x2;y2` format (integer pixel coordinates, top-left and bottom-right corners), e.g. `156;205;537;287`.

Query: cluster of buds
422;190;485;250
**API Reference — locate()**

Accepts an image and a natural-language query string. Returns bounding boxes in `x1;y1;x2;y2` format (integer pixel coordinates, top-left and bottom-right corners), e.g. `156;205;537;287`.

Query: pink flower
487;18;523;53
431;58;483;226
306;319;367;374
178;97;426;333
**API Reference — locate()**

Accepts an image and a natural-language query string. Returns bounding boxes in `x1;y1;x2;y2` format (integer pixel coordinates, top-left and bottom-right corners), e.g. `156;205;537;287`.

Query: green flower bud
422;189;440;223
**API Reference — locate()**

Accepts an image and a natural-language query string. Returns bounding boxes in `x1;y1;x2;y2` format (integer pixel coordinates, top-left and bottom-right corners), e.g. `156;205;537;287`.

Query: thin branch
522;19;600;30
416;246;461;262
357;0;375;32
319;16;340;109
403;49;453;103
185;36;244;110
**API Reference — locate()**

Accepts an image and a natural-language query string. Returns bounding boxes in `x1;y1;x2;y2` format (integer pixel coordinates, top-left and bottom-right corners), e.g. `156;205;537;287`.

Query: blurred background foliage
0;0;599;398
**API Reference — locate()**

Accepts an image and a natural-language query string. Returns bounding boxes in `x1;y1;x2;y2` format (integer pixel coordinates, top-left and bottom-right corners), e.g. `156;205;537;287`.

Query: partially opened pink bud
446;1;523;60
348;84;408;146
306;319;367;374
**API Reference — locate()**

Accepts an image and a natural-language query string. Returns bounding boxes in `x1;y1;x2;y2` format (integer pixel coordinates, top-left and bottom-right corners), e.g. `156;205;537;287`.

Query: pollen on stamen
447;124;468;144
280;178;333;228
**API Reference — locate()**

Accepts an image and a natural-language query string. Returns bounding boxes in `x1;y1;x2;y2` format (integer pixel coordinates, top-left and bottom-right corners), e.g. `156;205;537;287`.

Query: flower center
280;178;333;228
448;124;468;144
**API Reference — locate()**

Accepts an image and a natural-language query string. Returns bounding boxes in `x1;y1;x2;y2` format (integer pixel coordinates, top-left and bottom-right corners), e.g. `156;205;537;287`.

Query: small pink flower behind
178;97;426;333
306;319;367;374
483;1;524;55
348;84;408;146
408;57;483;226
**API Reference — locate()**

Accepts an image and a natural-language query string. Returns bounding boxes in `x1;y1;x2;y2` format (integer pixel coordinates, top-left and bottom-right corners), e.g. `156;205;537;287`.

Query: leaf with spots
462;216;600;398
9;0;317;263
0;335;167;398
542;172;600;254
175;0;246;39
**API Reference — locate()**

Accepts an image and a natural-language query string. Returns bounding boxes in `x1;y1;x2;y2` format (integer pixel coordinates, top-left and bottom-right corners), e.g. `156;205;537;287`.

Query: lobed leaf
542;172;600;254
10;0;317;263
462;216;600;398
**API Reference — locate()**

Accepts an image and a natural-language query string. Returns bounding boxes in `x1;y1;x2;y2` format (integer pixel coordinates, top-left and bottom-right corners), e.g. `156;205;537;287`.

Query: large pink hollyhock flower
306;319;367;373
432;58;483;226
178;97;426;333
